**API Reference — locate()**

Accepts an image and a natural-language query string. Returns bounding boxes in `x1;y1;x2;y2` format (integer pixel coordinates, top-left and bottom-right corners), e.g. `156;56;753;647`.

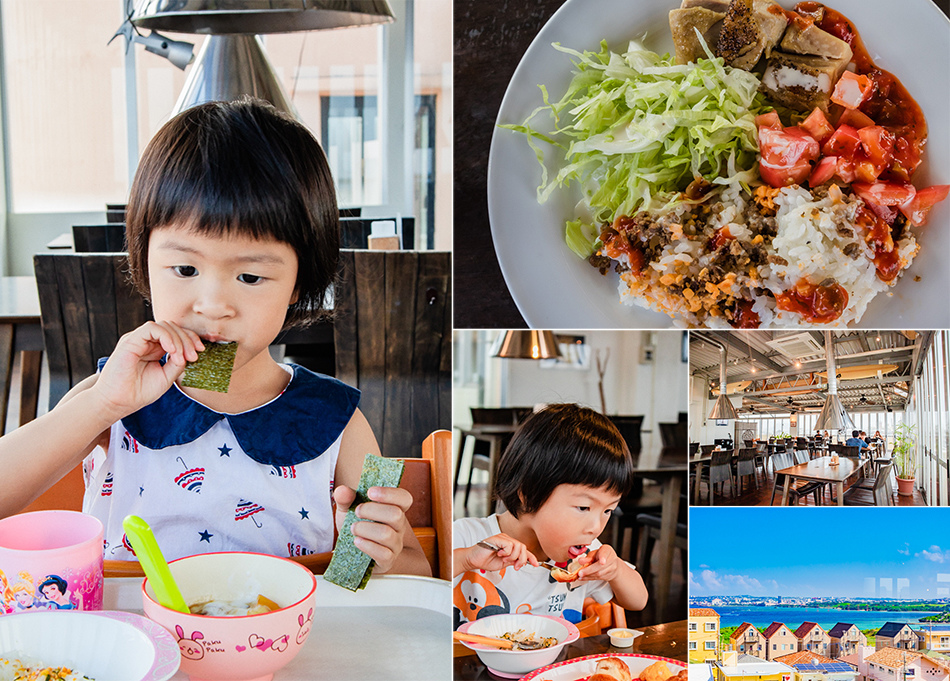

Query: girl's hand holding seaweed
333;483;414;575
453;533;540;577
93;321;204;421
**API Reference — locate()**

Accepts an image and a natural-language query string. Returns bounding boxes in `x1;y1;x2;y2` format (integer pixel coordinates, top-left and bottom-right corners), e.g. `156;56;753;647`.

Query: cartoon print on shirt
235;499;265;528
287;542;313;557
100;472;113;496
110;532;137;557
121;430;139;452
270;464;297;478
175;456;205;493
453;569;511;630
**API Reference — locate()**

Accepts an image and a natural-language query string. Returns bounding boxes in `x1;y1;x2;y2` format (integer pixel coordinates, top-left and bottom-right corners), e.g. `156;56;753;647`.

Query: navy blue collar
104;360;360;466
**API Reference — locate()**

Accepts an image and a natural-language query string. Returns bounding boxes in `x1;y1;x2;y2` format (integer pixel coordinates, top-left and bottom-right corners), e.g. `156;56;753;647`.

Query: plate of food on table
488;0;949;328
522;653;688;681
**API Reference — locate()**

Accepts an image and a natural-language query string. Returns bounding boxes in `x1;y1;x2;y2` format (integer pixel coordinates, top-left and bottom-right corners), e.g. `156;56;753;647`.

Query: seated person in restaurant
845;430;869;452
0;99;429;578
452;403;648;629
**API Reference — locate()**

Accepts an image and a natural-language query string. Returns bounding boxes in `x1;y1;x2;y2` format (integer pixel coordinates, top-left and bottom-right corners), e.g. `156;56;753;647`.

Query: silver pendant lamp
815;330;854;431
707;336;738;420
128;1;395;117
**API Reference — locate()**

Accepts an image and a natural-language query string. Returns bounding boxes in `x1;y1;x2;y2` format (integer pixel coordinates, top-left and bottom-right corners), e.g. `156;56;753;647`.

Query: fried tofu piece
761;51;851;112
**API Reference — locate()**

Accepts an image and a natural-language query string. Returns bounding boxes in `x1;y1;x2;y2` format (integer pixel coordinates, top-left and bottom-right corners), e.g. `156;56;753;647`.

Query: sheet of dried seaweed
181;341;238;393
324;453;405;591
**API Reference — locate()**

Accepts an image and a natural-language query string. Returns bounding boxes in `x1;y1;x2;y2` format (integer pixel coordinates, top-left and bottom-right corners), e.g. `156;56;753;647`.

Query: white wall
689;374;741;444
499;330;689;463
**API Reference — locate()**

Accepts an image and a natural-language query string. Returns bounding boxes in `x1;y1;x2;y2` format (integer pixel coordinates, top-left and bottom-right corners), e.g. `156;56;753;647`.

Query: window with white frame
689;641;697;650
705;641;716;650
706;622;716;631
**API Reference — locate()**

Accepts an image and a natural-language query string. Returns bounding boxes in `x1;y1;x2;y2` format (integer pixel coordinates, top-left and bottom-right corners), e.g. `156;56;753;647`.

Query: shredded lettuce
502;38;769;258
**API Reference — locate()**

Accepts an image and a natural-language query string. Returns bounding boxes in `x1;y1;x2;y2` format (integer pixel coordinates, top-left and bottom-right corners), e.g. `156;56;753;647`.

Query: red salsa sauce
794;1;927;177
601;221;646;273
729;299;761;329
855;205;902;282
775;279;849;323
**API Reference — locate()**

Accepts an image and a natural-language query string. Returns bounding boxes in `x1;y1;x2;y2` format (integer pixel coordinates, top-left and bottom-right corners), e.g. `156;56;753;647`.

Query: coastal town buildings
918;626;950;653
876;623;921;651
795;622;832;656
829;624;868;659
849;646;950;681
774;651;858;681
714;651;797;681
690;608;723;663
731;623;767;659
764;622;800;661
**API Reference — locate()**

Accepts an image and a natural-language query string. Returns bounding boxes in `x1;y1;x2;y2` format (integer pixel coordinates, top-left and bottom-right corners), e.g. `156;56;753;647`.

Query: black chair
658;421;687;466
844;462;894;506
635;492;688;579
105;203;126;223
458;406;528;509
609;415;645;459
769;451;824;506
736;448;759;494
705;449;736;502
72;224;126;253
339;217;416;249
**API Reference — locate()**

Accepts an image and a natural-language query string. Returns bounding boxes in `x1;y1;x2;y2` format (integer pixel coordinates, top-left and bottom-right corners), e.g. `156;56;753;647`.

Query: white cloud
916;546;949;563
898;543;910;556
691;569;772;595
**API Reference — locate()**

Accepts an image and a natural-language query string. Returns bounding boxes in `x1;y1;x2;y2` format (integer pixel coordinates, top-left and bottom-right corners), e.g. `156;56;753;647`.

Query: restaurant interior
688;330;950;507
452;330;689;633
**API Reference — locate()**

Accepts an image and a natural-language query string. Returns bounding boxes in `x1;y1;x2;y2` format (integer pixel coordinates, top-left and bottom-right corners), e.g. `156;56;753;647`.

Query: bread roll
592;657;633;681
640;660;674;681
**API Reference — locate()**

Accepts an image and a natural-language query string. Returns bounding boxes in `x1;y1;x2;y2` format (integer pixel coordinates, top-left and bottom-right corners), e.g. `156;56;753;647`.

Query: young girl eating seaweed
0;99;428;577
453;403;647;629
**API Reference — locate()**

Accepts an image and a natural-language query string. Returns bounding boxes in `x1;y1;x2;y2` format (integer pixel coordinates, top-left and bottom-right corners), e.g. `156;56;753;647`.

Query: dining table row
689;438;892;506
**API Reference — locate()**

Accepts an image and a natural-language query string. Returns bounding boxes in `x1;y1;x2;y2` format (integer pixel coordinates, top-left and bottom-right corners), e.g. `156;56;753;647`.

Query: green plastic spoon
122;514;189;614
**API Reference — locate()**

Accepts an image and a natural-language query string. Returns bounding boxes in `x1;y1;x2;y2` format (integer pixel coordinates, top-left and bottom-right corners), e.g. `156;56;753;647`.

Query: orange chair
575;597;628;637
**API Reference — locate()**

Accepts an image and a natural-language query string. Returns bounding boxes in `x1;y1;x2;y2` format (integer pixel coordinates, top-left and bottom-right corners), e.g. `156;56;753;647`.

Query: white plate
488;0;950;329
0;610;180;681
520;652;686;680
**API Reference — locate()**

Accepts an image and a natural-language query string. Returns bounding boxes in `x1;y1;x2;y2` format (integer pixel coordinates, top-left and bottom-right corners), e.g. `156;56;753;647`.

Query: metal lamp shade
708;394;738;420
491;331;562;360
815;394;854;431
172;35;295;116
132;0;395;35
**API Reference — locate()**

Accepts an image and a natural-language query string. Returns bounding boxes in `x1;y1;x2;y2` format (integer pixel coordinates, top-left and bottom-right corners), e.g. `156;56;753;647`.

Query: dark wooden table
777;456;870;506
454;1;569;329
631;467;685;617
454;423;521;506
453;619;687;679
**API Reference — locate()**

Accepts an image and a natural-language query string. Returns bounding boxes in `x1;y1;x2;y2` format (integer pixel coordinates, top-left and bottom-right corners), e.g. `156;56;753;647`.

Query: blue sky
689;507;950;599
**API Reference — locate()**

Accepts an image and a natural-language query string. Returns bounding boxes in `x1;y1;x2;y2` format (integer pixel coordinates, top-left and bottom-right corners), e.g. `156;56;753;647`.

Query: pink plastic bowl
0;510;104;614
141;552;317;681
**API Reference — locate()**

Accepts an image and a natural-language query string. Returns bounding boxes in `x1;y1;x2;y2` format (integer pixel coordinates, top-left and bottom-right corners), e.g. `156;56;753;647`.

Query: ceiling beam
740;374;911;397
723;348;915;383
692;331;783;373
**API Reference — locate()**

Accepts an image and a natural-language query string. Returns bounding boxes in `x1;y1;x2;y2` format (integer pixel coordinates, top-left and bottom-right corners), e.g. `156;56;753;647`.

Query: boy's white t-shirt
452;514;613;630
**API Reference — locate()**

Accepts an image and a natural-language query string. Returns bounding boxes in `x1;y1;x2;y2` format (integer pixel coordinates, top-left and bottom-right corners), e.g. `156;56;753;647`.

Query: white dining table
104;574;452;681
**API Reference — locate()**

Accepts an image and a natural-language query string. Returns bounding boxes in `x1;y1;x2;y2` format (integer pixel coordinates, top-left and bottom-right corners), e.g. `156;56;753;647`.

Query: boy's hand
333;484;413;575
94;321;204;420
576;544;623;582
462;533;539;573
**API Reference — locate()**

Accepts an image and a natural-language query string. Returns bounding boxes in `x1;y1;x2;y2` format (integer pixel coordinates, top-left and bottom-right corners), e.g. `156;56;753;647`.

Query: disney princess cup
0;510;104;615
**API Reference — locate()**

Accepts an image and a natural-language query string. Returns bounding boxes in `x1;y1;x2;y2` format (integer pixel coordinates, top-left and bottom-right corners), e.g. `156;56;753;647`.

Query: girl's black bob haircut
126;98;339;329
494;403;635;518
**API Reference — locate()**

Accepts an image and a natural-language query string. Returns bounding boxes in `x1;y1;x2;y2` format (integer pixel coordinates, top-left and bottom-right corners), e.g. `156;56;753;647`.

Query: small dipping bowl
0;510;104;613
141;552;317;681
608;627;643;647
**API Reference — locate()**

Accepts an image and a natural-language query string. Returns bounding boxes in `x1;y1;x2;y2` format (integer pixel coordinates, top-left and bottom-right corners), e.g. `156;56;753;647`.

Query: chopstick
453;631;516;649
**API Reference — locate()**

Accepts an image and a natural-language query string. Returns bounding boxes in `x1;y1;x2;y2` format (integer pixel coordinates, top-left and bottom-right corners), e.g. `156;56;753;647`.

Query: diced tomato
758;126;821;188
858;126;895;167
822;124;861;157
755;111;783;130
831;71;873;109
898;185;950;227
800;108;835;144
836;107;875;129
852;181;917;206
808;156;838;187
775;279;849;324
835;157;857;184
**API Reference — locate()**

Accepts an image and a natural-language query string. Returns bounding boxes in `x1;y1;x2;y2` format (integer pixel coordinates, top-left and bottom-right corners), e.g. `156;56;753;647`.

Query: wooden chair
735;448;758;494
333;249;451;461
576;597;627;638
769;451;824;506
657;421;687;466
844;461;894;507
72;224;127;253
34;253;151;410
104;430;452;579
